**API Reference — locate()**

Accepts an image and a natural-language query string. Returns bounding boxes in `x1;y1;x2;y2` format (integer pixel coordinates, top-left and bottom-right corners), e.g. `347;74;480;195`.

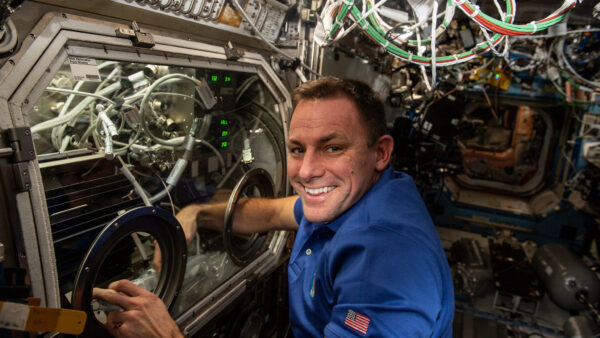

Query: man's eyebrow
287;132;345;146
287;139;302;147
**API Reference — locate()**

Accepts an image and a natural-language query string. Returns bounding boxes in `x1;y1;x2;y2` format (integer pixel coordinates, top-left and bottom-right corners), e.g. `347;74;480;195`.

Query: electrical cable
454;0;576;36
33;81;122;133
44;87;117;105
431;0;438;88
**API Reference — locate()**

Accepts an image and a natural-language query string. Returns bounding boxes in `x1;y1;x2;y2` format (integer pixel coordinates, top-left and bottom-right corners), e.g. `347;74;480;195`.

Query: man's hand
175;204;206;244
153;204;209;272
92;280;183;338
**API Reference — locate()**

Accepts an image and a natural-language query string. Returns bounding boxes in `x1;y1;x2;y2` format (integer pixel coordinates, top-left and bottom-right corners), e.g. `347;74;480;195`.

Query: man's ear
374;134;394;171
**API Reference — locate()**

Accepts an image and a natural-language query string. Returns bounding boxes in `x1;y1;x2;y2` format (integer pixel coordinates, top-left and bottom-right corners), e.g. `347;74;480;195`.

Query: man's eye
326;146;342;152
289;147;304;154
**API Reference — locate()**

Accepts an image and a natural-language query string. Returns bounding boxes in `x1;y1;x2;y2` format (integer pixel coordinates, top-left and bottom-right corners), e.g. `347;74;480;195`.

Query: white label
68;57;101;82
0;302;30;330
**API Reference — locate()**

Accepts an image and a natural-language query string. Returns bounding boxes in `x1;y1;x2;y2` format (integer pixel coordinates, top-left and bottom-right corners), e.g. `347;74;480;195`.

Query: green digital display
220;119;230;149
211;75;218;82
224;76;231;83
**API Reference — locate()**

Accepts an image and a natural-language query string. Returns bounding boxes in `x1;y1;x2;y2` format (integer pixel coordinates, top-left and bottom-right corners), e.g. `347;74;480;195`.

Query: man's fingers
93;287;135;311
152;243;162;273
108;279;153;298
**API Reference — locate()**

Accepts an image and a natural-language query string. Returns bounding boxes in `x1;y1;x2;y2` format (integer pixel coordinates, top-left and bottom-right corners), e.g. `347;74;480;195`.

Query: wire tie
453;55;459;63
341;0;353;6
530;21;538;33
382;39;389;48
468;5;480;18
454;0;467;5
408;52;413;62
335;17;345;26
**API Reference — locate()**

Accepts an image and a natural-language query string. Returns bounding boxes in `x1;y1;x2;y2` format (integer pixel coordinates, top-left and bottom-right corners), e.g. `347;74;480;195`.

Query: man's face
287;96;381;223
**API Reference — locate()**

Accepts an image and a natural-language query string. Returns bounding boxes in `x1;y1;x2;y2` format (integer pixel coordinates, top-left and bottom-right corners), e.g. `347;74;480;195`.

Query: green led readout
220;119;230;149
224;76;231;83
211;75;218;82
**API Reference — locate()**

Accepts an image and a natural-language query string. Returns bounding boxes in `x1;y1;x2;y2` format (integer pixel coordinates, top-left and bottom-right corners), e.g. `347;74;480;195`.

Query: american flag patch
344;309;370;335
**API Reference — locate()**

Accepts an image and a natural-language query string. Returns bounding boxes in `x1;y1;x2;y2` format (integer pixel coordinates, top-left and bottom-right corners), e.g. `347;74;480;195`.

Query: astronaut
94;76;454;337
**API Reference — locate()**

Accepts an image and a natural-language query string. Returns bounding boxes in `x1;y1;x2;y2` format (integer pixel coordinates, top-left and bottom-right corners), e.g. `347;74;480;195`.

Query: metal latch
115;21;155;48
224;41;244;61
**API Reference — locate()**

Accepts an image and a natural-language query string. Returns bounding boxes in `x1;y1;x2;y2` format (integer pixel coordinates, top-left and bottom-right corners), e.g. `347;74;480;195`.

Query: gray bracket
224;41;244;61
115;21;155;48
3;127;34;192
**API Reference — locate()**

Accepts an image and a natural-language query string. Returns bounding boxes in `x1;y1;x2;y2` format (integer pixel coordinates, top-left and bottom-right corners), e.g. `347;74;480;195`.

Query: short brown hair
291;77;386;146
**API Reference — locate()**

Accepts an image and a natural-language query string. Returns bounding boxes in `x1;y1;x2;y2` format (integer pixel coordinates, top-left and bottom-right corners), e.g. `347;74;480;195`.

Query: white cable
102;122;114;159
480;27;504;57
32;81;122;133
430;0;438;88
493;0;506;21
295;67;308;83
97;104;118;139
416;33;432;92
44;87;117;105
118;156;152;207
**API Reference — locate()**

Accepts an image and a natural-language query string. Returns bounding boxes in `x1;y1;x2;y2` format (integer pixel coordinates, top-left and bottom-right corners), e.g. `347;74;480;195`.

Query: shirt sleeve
322;226;447;338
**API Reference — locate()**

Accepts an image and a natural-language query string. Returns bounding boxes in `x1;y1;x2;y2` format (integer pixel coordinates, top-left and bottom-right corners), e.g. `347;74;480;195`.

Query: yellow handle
0;301;86;334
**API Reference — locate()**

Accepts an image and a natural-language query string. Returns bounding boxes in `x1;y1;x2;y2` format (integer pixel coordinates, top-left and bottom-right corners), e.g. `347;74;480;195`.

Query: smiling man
94;77;454;337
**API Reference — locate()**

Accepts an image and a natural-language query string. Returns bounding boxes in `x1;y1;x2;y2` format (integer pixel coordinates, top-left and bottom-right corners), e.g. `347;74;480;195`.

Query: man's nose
297;150;325;180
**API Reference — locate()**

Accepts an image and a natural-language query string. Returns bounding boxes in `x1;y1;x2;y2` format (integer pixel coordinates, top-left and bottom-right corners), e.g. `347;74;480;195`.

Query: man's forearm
195;196;299;234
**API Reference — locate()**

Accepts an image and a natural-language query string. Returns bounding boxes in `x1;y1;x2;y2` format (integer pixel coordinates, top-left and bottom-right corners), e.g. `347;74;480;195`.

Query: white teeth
305;186;334;194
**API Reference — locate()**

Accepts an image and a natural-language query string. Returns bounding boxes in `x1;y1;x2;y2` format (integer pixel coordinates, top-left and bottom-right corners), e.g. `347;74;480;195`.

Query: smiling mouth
304;186;335;195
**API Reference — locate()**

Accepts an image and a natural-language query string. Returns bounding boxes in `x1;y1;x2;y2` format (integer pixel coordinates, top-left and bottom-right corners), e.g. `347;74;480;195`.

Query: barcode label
68;57;101;82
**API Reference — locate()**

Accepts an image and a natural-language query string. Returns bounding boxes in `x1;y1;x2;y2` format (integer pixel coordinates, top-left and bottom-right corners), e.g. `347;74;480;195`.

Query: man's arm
154;195;298;274
177;195;299;242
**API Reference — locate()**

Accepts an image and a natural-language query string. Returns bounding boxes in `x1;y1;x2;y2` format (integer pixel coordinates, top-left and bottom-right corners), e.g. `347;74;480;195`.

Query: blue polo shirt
288;166;454;337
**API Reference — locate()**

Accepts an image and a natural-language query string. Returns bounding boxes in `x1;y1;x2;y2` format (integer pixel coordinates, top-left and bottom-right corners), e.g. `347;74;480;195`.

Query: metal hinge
115;21;155;48
2;127;35;192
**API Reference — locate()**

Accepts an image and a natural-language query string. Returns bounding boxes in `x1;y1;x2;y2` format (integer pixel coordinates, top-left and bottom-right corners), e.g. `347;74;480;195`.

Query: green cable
327;0;512;66
461;0;570;34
